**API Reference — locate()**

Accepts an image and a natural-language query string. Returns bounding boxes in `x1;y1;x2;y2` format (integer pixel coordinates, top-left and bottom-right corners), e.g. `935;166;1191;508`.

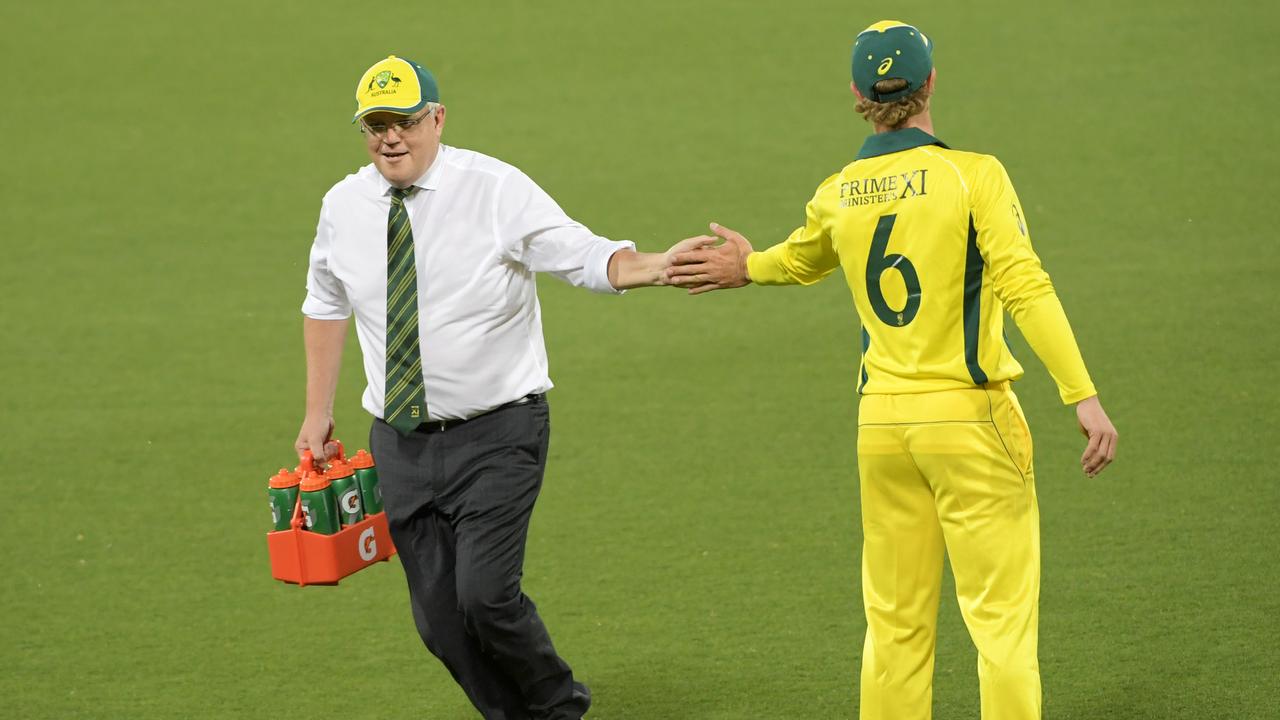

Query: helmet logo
877;58;894;75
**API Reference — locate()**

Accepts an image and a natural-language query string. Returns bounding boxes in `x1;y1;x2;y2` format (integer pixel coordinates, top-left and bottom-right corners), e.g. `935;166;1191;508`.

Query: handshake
618;222;758;294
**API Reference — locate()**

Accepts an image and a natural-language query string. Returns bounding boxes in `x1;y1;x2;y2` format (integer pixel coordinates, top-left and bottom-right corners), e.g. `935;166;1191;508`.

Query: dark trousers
370;397;590;720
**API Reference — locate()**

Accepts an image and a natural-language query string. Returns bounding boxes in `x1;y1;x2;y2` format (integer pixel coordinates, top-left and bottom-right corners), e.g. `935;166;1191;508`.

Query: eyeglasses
359;106;437;139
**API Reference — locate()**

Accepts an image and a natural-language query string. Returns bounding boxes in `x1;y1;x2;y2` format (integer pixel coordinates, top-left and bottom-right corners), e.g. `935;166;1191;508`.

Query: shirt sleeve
300;199;352;320
972;156;1096;404
493;169;634;294
746;176;841;286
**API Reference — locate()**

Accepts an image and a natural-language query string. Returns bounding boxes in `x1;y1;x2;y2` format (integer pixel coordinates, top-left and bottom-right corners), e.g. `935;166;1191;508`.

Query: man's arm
972;156;1118;476
297;199;351;463
606;236;717;290
494;168;715;292
295;317;347;462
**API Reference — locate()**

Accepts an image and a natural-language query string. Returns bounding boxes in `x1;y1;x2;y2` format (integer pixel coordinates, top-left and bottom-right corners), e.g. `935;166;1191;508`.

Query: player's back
810;130;1027;395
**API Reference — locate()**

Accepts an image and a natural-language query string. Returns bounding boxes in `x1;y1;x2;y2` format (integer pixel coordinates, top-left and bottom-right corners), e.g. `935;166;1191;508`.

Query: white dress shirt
302;145;634;421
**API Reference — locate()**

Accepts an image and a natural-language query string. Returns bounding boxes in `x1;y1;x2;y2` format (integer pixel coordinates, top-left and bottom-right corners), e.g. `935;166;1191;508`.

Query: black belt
413;393;545;434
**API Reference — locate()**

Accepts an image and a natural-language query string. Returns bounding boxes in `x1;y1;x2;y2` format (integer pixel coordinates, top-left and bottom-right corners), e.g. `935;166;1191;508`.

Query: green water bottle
299;472;340;535
349;449;383;515
268;468;301;531
326;459;364;527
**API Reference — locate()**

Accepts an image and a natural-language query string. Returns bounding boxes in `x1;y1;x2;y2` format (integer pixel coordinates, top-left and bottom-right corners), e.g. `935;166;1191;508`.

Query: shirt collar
855;128;948;160
374;144;451;196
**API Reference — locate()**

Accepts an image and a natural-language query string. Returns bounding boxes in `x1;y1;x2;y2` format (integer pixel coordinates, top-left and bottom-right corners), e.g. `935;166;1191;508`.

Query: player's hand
661;235;718;277
664;222;754;295
295;416;338;466
1075;396;1117;478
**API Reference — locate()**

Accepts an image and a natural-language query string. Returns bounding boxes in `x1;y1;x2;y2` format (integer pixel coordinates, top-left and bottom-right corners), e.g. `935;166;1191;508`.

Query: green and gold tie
384;186;428;435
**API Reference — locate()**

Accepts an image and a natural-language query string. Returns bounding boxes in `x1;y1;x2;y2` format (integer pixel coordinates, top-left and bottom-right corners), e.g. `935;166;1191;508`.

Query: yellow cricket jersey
747;128;1096;404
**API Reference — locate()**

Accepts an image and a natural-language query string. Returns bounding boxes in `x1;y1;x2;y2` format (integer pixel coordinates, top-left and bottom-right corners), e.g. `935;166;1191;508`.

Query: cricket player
664;20;1118;720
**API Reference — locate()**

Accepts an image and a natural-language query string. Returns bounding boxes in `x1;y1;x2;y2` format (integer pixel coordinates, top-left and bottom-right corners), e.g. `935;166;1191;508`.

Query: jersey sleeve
746;177;841;286
971;156;1096;404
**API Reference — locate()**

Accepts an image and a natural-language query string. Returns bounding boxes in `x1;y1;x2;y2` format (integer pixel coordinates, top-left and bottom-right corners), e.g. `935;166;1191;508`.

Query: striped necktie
384;186;428;435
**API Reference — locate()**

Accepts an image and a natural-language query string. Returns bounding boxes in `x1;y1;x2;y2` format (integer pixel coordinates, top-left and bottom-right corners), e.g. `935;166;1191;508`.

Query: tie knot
391;186;414;204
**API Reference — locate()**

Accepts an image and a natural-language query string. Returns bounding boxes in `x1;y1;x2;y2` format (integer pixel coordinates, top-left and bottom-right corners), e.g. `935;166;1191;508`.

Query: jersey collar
856;128;948;160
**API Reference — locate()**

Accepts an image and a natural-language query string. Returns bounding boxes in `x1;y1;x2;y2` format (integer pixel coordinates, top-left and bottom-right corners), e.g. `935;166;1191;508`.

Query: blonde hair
855;78;932;129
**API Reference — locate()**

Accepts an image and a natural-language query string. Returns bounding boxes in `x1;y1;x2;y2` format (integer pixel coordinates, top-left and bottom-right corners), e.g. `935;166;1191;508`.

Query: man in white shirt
295;56;704;720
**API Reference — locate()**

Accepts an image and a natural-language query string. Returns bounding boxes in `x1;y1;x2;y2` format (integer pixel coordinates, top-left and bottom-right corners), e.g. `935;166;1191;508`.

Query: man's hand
663;235;718;269
607;235;716;289
1076;395;1118;478
295;415;337;465
664;222;754;295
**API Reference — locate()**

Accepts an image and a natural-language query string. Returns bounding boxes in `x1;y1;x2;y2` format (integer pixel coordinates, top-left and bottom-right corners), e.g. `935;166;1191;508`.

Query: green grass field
3;1;1278;717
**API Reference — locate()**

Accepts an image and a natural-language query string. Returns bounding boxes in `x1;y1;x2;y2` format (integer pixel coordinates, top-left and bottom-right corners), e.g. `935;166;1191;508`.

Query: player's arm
297;200;349;462
973;157;1094;402
666;178;841;293
972;157;1117;476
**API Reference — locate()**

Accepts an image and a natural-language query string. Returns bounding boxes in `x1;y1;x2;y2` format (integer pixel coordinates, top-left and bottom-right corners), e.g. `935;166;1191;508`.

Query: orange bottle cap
324;459;355;481
348;449;376;469
295;451;320;477
299;472;331;492
269;468;301;489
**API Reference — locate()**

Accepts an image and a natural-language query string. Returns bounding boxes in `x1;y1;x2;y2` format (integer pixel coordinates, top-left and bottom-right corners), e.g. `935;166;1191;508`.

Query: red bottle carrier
267;441;396;586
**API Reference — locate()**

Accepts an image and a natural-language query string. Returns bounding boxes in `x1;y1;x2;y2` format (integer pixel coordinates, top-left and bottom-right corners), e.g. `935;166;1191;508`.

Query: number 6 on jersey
866;214;921;327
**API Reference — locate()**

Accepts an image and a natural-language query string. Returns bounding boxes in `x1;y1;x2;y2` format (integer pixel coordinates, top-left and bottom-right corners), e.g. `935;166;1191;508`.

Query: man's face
361;105;446;188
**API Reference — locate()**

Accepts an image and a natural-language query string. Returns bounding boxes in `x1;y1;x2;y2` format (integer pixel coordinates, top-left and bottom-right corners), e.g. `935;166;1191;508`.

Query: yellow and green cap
852;21;934;102
353;55;439;122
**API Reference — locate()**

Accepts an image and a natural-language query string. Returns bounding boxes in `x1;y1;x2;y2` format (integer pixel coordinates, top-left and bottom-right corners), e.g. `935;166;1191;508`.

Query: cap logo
877;58;894;75
369;69;401;92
